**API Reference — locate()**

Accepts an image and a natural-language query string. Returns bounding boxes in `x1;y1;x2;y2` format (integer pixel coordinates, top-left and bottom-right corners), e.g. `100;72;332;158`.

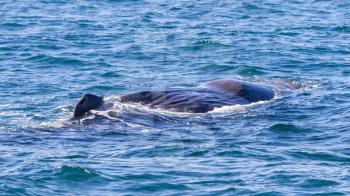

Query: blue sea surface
1;0;350;195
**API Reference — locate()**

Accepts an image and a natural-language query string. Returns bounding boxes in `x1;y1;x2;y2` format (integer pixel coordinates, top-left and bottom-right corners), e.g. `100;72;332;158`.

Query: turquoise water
1;0;350;195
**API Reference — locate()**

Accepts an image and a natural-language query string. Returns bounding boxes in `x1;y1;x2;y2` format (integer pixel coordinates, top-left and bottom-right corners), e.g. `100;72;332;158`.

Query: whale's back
121;87;257;113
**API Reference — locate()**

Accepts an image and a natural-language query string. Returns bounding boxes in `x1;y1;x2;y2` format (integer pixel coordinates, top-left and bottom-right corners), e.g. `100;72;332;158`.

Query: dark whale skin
73;79;275;117
120;80;275;113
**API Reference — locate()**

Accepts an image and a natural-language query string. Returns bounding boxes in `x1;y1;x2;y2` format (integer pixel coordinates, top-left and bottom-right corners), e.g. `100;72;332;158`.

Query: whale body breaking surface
72;79;281;118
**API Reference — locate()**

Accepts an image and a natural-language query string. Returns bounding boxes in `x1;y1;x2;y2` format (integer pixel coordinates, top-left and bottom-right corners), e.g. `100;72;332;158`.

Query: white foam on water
209;100;270;114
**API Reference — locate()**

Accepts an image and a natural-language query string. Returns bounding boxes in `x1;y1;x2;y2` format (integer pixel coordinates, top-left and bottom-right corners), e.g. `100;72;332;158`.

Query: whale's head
73;94;103;118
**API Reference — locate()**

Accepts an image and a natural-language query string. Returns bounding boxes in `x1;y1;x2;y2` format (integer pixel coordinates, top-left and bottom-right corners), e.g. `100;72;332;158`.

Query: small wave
100;71;123;78
195;64;237;74
1;22;27;30
238;66;266;76
332;25;350;33
129;182;192;192
52;165;104;182
268;123;303;132
25;54;90;66
180;39;230;51
289;151;350;163
300;178;340;188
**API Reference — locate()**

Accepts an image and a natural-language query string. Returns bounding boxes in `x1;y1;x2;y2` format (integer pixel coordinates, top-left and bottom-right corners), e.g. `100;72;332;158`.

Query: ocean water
1;0;350;195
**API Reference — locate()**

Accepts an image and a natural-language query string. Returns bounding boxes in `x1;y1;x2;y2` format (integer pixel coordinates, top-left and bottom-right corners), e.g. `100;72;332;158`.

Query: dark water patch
241;2;259;10
201;187;240;195
65;135;100;143
158;22;178;29
214;149;244;157
41;155;88;163
100;71;123;78
120;173;166;181
173;138;206;144
269;173;302;184
196;64;237;74
188;179;243;186
184;149;210;157
36;43;65;50
25;54;90;66
289;151;350;163
108;0;145;3
332;25;350;33
268;123;305;133
310;192;346;196
118;145;189;158
238;66;266;76
180;39;229;51
0;46;21;52
1;187;27;195
278;31;300;37
82;84;119;92
129;182;192;193
1;133;43;146
253;191;284;196
299;25;329;31
300;178;340;188
1;22;27;30
97;129;137;137
342;70;350;76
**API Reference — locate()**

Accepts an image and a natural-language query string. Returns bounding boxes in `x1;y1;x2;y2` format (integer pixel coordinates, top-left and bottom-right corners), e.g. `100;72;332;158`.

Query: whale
73;79;276;118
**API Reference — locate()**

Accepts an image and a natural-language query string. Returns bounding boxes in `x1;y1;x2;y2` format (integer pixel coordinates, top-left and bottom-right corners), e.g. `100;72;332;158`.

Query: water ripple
1;0;350;195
